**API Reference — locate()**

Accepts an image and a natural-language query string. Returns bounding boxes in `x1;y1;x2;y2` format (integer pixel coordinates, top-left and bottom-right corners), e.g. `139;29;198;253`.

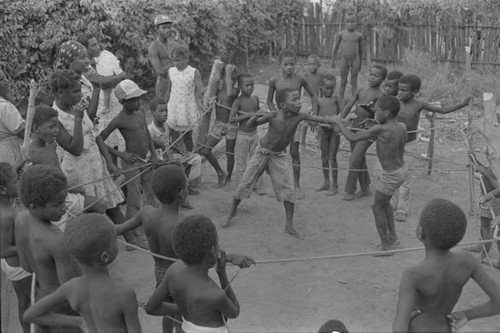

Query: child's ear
100;251;109;264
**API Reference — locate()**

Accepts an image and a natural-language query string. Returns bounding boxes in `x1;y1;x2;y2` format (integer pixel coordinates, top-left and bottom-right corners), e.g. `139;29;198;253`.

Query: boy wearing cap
98;80;159;221
148;14;185;100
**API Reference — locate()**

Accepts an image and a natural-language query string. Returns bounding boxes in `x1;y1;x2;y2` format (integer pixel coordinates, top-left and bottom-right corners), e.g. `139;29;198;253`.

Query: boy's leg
338;57;349;99
234;132;249;186
395;172;412;221
345;140;373;200
183;130;194;152
327;132;341;196
284;200;303;239
372;190;394;254
225;138;236;184
317;129;331;191
200;135;226;187
249;132;265;194
122;160;143;220
290;141;305;199
12;276;31;333
350;57;361;94
355;140;373;198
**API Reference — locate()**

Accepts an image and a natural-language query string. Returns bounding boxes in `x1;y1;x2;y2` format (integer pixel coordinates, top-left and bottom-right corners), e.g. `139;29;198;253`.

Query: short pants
1;259;32;281
376;164;408;196
209;120;238;141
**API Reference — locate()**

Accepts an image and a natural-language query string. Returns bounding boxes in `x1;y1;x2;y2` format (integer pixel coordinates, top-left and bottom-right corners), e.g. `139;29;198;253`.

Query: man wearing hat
148;14;186;101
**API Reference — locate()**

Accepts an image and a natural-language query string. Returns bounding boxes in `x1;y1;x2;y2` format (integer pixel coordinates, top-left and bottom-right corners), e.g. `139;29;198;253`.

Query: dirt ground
2;78;500;332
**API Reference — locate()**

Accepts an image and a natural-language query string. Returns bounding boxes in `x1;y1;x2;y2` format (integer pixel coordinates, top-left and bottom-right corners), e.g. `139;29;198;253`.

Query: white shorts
1;259;32;282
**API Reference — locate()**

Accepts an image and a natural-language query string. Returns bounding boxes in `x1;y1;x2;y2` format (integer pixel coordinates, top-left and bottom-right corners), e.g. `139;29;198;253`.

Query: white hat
114;80;147;101
154;14;174;26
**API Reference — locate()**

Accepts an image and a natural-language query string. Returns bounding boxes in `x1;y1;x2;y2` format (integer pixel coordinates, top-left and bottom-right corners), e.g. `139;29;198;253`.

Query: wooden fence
282;2;500;70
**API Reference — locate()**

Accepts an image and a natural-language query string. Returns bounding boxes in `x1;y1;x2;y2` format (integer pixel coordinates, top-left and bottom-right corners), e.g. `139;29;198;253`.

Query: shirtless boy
301;54;324;148
145;214;254;333
15;165;83;333
98;79;158;221
340;64;387;201
393;198;500;332
24;214;141;333
223;88;334;239
394;74;471;222
200;65;239;187
333;96;407;253
332;12;363;99
383;70;403;96
267;49;318;200
316;74;343;195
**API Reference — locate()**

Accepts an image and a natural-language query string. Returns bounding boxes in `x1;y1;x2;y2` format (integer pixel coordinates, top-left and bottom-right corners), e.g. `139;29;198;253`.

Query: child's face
282;90;301;113
122;96;141;112
280;56;296;76
374;103;388;124
368;67;385;88
397;83;415;102
71;49;91;73
35;188;68;222
345;16;356;31
35;116;60;144
383;79;399;96
152;104;168;124
307;58;320;74
322;79;335;97
172;54;188;71
86;37;101;58
60;82;83;107
239;77;255;96
1;168;18;198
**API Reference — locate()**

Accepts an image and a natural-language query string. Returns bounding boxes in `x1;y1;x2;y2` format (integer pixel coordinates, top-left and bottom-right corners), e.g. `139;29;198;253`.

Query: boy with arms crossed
332;12;363;99
267;49;318;200
332;96;407;253
392;198;500;332
223;88;334;239
24;213;142;333
340;64;387;201
394;74;471;222
316;74;343;195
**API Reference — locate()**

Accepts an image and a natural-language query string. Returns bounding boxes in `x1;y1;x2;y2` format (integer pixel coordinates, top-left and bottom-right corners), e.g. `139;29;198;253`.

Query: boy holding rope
393;198;500;333
24;213;142;333
395;74;472;222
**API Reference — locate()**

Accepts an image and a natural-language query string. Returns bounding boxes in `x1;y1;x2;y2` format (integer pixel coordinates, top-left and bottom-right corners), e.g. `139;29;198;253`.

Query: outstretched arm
121;288;143;333
302;79;318;115
331;115;378;142
423;97;471;114
215;251;239;319
145;273;180;317
340;89;360;118
247;111;275;127
116;209;143;235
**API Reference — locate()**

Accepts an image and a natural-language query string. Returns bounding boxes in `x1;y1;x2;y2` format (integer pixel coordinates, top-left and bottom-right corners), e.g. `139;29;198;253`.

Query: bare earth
2;83;500;333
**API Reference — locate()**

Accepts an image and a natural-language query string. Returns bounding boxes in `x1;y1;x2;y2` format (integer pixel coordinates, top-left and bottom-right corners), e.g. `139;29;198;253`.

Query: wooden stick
22;80;37;159
30;273;36;333
465;45;474;215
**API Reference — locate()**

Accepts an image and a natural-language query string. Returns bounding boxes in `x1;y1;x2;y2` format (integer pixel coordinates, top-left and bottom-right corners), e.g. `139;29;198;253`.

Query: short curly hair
278;48;296;63
371;64;388;80
173;214;217;265
19;165;67;208
376;95;400;117
32;105;58;130
399;74;422;92
276;88;297;107
419;198;467;250
171;46;189;59
149;97;167;113
0;162;15;188
65;213;117;266
323;73;336;83
318;319;349;333
387;70;404;81
151;165;186;204
50;70;80;95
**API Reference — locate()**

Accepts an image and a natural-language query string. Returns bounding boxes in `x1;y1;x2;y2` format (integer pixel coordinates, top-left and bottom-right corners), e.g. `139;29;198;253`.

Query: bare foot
220;213;234;228
343;192;355;201
395;212;407;222
294;186;306;200
326;186;338;196
254;188;266;195
285;226;304;240
316;183;330;192
354;188;372;199
216;172;227;188
373;244;394;256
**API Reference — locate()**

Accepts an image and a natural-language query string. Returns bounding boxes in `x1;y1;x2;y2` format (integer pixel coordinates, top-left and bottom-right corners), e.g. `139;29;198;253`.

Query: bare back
339;30;363;60
375;120;406;171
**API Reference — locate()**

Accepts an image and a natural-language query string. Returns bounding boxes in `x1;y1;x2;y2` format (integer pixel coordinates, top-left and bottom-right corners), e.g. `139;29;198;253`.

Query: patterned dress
166;65;199;131
0;97;23;164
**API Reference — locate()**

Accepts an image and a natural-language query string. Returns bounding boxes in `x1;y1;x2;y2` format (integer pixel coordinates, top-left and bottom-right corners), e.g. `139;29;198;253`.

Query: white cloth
0;97;24;164
1;259;32;281
51;192;85;231
181;318;227;333
167;65;199;131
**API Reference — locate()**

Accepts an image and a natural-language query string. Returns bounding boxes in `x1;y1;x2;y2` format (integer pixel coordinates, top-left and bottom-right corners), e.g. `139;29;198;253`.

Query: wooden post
477;93;500;181
427;112;435;175
22;80;37;159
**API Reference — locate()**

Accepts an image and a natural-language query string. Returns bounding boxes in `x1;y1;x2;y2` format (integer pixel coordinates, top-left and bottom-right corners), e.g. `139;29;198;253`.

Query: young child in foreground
332;96;407;253
318;319;349;333
392;198;500;333
145;214;254;333
24;213;142;333
223;88;335;239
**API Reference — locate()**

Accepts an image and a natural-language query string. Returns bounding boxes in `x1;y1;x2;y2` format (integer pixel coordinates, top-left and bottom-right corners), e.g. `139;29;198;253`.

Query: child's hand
447;311;468;333
119;152;140;164
360;118;377;129
107;164;121;178
215;250;227;274
226;253;256;268
480;192;496;204
149;155;159;169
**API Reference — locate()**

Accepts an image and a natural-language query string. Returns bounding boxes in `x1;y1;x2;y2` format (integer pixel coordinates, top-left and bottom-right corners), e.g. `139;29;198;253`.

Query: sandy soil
2;83;500;333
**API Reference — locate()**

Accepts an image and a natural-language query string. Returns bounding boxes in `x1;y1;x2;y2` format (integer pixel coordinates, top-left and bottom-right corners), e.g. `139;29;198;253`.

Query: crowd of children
1;11;500;333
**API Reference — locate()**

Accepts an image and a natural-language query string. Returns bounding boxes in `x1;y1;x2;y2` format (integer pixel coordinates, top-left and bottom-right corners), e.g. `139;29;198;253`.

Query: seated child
392;198;500;333
383;70;403;96
24;213;142;332
15;165;83;333
318;319;349;333
145;214;254;333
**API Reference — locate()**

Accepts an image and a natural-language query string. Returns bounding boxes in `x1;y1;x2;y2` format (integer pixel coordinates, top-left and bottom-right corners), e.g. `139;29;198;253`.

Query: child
383;70;403;96
145;214;254;333
340;64;387;201
98;79;158;222
229;72;265;194
15;165;83;333
24;213;142;332
223;88;334;239
267;49;318;200
0;162;31;333
394;74;471;222
332;96;407;253
392;198;500;332
301;54;324;148
166;46;204;152
200;64;239;187
318;319;349;333
331;12;363;99
148;97;202;194
316;74;343;195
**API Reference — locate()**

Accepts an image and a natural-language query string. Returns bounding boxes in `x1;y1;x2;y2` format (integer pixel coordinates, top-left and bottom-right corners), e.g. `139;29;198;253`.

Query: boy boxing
223;88;334;239
267;49;318;200
393;198;500;332
332;96;407;253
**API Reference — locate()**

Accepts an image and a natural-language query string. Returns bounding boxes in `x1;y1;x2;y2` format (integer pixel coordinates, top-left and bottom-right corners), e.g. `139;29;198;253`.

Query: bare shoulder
0;205;16;225
453;249;479;269
268;75;279;85
356;30;363;38
148;40;159;54
293;72;306;82
15;210;30;229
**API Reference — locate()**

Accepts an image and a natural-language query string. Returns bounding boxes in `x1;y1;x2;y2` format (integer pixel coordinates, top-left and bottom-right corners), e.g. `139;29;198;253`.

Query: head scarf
56;41;86;69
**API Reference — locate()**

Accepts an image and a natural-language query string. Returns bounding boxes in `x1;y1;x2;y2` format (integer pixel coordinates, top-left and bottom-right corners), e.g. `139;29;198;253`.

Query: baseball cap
114;80;147;101
154;14;174;26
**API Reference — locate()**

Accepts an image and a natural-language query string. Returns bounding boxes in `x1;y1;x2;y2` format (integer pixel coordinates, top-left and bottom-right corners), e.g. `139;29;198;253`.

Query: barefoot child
0;162;31;333
267;49;318;200
15;165;83;333
383;70;403;96
301;54;324;149
200;64;239;187
392;198;500;332
332;96;407;253
145;214;254;333
340;64;387;201
332;12;363;99
316;74;343;196
394;74;471;222
24;213;142;332
223;88;334;239
229;73;264;194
